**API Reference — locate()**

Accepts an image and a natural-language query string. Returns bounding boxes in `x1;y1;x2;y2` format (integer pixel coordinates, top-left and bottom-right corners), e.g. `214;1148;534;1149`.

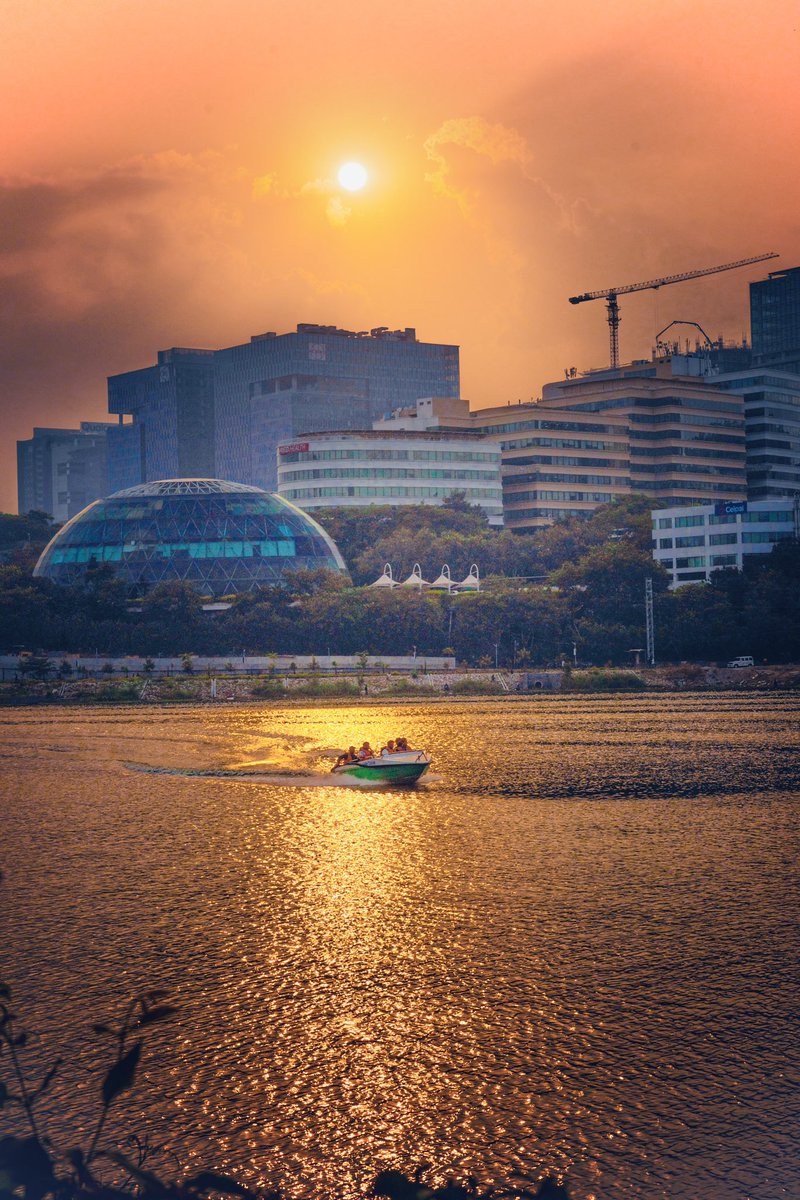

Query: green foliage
1;507;798;667
250;678;286;699
563;668;646;692
451;677;505;695
95;680;141;702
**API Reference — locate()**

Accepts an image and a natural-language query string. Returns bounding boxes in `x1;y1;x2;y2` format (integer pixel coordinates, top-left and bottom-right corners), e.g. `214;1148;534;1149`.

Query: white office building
277;429;504;525
652;498;799;587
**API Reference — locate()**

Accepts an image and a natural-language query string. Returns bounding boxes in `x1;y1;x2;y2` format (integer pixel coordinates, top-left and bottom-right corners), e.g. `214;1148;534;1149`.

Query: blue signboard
714;501;747;516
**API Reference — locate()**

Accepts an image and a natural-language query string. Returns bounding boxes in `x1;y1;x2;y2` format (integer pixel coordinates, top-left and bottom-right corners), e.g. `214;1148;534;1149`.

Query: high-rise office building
106;325;459;493
374;386;748;532
17;423;113;522
213;324;459;490
750;265;800;373
107;347;215;491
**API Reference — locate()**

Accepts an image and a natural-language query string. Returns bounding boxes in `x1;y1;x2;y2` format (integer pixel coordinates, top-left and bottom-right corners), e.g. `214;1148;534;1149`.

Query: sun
337;161;368;192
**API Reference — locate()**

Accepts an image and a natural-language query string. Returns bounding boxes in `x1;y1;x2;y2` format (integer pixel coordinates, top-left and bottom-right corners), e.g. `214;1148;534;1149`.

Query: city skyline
3;0;800;512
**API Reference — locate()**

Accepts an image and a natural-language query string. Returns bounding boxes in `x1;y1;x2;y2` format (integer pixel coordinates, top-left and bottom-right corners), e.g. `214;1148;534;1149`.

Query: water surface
2;694;799;1199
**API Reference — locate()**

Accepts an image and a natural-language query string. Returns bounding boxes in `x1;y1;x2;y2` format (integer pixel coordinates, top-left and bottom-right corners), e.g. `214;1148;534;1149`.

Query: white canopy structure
400;563;430;589
370;563;397;588
455;563;480;592
428;564;453;592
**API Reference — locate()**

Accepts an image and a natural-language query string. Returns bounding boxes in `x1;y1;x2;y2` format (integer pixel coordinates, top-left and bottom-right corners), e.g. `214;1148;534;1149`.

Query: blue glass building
107;348;216;490
107;326;459;493
34;479;347;597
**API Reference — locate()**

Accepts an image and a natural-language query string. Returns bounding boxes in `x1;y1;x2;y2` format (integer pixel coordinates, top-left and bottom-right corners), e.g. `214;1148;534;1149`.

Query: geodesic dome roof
34;479;346;596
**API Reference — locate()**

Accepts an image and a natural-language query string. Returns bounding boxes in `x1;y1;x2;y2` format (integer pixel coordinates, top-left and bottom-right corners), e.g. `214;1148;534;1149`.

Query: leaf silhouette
101;1041;142;1107
136;1005;177;1028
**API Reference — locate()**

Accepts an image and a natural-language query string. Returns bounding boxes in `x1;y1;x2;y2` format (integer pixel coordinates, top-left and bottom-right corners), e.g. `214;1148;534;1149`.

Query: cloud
423;116;532;213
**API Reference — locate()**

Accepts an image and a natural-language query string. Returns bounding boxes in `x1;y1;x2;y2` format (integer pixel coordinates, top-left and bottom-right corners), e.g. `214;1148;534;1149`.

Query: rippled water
2;695;799;1199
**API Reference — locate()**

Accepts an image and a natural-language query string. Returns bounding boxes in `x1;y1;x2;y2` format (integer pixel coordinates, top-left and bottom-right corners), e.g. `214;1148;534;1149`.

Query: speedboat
332;750;431;784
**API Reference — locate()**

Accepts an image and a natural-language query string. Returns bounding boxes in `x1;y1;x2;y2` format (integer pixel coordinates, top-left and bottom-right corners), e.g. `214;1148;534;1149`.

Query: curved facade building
277;429;504;526
34;479;346;596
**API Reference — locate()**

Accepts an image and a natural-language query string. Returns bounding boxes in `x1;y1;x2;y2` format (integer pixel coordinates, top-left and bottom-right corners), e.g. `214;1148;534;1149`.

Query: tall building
17;423;113;522
213;324;459;490
374;387;748;532
750;266;800;373
107;348;215;491
107;325;459;494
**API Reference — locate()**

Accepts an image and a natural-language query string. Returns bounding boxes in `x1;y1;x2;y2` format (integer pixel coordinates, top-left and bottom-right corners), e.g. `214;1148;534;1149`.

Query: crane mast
569;252;779;368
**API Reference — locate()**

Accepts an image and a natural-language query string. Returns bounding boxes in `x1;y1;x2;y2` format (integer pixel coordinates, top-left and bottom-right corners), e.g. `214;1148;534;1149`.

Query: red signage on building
279;442;309;454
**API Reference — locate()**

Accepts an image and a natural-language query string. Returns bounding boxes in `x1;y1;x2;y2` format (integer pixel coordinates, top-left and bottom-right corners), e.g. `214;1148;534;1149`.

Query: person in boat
380;740;396;757
357;741;374;760
333;745;358;769
396;736;411;751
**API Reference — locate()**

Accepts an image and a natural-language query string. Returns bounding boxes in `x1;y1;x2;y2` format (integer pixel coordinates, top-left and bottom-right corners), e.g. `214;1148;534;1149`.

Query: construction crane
568;252;779;369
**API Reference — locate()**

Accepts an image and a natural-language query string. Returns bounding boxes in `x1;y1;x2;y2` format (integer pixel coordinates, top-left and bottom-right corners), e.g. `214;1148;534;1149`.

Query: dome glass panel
34;479;347;596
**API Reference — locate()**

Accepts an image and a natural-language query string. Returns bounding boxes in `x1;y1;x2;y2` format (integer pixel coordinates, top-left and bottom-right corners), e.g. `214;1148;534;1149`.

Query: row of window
505;473;619;486
500;437;627;452
659;554;739;569
283;485;503;502
504;489;613;503
280;467;499;483
656;510;795;529
280;447;498;464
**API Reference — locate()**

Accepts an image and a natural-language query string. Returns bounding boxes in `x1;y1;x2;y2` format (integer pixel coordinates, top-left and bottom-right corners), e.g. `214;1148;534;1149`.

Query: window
675;556;706;568
675;535;705;547
657;517;673;528
711;554;737;566
658;537;674;549
674;515;705;527
709;532;738;545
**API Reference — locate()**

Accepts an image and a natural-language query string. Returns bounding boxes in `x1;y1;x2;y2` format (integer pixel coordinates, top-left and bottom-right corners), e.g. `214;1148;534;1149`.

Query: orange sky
3;0;799;512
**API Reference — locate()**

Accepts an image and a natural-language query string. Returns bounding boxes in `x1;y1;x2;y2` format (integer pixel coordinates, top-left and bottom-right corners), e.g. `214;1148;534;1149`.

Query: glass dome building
34;479;347;596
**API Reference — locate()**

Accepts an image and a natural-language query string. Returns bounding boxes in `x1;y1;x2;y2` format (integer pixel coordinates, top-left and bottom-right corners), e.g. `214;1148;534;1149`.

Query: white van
727;656;755;668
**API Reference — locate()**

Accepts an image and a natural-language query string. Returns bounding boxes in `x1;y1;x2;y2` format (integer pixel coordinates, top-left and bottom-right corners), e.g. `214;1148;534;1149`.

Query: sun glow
337;161;368;191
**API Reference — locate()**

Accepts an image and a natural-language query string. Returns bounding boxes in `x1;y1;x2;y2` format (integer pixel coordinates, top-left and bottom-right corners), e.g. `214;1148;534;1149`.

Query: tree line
1;498;799;665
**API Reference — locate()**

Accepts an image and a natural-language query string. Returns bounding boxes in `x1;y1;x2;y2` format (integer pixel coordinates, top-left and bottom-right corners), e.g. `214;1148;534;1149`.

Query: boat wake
123;760;395;788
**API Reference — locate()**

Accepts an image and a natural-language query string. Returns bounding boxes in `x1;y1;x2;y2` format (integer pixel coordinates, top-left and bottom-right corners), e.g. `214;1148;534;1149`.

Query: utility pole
645;577;655;667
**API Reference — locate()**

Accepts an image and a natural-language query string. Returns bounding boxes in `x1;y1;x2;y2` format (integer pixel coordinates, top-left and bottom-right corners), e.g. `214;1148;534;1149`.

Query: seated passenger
357;741;373;760
380;740;396;757
396;736;411;751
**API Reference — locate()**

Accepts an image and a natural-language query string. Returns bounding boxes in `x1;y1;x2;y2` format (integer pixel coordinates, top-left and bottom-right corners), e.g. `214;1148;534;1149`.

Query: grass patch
451;677;505;695
290;679;361;698
94;680;142;702
250;677;287;698
564;668;646;692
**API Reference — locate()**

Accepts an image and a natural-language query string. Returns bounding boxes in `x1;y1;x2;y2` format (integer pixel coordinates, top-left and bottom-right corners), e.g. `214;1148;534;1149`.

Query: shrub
250;678;286;699
94;680;141;702
564;668;645;692
451;677;504;695
384;680;432;696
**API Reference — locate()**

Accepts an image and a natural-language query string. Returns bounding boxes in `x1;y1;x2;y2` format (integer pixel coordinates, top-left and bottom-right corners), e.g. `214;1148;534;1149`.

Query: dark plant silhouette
0;982;267;1200
0;977;569;1200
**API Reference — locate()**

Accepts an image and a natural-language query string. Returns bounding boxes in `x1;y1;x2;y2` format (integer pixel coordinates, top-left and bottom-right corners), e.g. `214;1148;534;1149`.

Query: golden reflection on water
2;696;800;1200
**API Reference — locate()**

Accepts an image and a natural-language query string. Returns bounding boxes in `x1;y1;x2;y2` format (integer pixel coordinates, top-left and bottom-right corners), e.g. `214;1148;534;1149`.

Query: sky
3;0;799;512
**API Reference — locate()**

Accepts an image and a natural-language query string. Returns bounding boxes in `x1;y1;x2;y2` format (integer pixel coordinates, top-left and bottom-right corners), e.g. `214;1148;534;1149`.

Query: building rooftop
111;479;266;498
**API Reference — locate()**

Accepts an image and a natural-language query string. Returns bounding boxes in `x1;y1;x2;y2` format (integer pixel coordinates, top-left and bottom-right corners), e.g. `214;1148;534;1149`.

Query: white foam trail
123;761;392;788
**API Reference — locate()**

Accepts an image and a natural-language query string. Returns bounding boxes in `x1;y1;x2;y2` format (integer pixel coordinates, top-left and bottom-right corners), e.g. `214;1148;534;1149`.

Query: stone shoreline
2;664;798;705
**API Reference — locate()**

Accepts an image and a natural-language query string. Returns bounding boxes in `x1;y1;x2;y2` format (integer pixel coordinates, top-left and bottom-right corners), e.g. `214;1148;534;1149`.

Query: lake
2;694;799;1199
